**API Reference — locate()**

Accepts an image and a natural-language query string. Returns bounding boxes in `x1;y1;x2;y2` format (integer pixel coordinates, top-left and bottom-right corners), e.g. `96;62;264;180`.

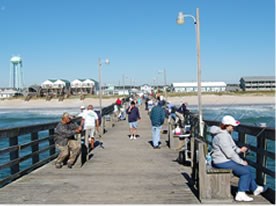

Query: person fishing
210;115;265;202
54;112;82;169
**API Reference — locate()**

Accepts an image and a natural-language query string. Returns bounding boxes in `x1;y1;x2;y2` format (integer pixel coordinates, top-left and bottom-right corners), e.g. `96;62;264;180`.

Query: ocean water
0;104;275;189
0;107;82;129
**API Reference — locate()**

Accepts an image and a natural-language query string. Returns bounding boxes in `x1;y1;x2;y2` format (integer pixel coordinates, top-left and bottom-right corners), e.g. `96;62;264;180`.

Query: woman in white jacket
210;115;264;202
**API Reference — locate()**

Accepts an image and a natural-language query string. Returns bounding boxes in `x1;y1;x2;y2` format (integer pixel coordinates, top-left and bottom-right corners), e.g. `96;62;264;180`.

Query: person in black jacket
175;102;189;127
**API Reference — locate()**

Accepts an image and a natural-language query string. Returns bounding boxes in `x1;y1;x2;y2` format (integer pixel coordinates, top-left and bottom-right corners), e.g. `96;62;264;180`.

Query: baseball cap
80;105;85;110
221;115;240;126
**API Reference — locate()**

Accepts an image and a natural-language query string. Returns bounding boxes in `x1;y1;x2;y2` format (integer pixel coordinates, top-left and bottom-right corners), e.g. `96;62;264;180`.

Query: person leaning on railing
175;102;189;128
54;112;82;169
210;115;265;202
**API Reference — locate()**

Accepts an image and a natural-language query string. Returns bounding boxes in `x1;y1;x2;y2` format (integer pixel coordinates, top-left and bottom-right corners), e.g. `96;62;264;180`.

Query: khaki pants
84;126;96;149
175;111;185;125
56;140;81;166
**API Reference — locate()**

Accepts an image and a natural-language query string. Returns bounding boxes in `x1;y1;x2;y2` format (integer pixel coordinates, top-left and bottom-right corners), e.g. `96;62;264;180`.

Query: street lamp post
98;57;110;114
158;68;167;100
176;8;203;136
122;74;125;95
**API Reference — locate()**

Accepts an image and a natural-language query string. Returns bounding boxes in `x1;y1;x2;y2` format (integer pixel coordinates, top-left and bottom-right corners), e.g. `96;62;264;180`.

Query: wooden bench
166;120;194;165
195;139;232;203
167;119;190;149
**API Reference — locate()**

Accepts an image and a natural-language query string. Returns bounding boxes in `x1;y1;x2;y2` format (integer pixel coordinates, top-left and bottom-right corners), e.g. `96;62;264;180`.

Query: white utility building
172;82;226;92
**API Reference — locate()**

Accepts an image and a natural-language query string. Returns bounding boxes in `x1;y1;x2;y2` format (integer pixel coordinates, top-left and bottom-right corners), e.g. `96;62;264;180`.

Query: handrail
0;103;116;187
169;110;275;203
203;119;275;190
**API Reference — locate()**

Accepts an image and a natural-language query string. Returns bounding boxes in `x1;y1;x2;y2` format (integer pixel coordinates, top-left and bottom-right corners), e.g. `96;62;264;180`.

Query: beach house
70;78;98;95
41;79;70;96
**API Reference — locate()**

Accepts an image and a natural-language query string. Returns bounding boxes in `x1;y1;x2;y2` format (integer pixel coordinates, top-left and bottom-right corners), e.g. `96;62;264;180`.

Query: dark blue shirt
126;106;140;122
150;105;165;127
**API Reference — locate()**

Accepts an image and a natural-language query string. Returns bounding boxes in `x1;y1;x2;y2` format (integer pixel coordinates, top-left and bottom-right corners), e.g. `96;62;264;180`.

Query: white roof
71;79;82;84
41;80;55;86
54;79;66;85
82;79;95;84
172;82;226;87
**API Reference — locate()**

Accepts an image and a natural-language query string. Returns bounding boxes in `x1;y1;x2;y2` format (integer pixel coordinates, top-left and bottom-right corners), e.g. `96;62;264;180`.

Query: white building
41;79;70;96
240;76;275;91
41;79;55;89
41;79;70;89
71;78;98;95
140;84;153;94
172;82;226;93
0;88;23;99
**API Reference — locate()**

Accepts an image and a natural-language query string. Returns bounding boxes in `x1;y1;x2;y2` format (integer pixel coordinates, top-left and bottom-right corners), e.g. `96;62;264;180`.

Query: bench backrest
194;139;232;203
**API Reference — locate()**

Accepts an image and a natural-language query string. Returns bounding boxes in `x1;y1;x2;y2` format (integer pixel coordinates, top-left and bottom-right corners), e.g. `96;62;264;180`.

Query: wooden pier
0;107;199;204
0;106;274;204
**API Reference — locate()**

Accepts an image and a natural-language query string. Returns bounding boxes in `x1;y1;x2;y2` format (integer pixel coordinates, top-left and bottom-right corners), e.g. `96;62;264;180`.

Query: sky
0;0;274;87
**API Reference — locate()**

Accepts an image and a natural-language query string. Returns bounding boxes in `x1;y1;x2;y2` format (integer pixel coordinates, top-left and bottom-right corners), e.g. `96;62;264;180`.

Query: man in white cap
210;115;265;202
81;105;99;150
78;105;86;118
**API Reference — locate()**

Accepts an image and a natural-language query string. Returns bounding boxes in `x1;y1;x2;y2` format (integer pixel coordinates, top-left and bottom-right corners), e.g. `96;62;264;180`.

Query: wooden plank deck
0;107;199;204
0;106;272;204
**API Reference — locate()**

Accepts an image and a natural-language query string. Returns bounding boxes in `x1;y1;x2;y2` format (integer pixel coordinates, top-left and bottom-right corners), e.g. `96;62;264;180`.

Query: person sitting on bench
210;115;265;202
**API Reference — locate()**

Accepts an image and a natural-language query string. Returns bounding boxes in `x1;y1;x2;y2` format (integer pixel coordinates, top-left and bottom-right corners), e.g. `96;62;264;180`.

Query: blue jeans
213;160;257;192
152;126;162;147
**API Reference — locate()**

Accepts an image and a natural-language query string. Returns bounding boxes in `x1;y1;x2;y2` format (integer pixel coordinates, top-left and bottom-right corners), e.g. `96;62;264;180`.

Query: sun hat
221;115;240;126
80;105;85;109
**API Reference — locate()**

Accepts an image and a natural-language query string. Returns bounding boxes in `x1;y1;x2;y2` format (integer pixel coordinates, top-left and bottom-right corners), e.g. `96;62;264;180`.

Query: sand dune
0;94;274;109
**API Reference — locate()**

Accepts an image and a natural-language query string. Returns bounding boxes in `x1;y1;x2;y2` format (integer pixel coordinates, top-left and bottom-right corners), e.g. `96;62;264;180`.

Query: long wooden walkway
0;107;199;204
0;106;273;204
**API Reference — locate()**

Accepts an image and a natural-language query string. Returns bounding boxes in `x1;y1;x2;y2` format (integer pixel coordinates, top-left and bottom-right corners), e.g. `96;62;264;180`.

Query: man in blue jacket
150;101;165;149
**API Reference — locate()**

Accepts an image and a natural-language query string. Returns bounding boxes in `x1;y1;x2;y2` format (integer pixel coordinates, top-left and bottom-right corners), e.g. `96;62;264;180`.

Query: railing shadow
181;172;199;200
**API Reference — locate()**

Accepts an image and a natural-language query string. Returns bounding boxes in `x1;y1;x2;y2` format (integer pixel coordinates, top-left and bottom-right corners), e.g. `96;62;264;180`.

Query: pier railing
0;121;59;187
203;119;275;190
178;111;275;201
0;104;116;187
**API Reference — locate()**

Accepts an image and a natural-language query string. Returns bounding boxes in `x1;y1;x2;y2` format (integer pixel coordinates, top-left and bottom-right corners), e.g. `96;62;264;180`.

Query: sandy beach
0;94;274;109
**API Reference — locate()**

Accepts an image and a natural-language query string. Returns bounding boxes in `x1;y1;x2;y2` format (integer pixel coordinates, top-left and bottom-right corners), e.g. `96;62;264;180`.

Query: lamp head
105;58;110;65
176;12;185;25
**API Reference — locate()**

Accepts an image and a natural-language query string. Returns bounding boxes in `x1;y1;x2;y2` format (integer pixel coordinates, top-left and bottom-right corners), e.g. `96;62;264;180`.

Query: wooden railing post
238;132;246;145
167;118;172;148
49;128;56;156
9;136;19;174
256;135;266;185
101;116;106;134
31;132;39;164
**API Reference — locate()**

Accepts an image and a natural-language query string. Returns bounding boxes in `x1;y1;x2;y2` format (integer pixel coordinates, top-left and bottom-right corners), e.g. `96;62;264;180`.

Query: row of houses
41;79;99;95
0;76;275;99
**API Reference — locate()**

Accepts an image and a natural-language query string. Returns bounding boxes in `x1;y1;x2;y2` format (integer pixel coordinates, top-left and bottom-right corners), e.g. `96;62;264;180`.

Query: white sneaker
130;135;134;140
254;186;264;196
133;135;137;140
235;192;253;202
